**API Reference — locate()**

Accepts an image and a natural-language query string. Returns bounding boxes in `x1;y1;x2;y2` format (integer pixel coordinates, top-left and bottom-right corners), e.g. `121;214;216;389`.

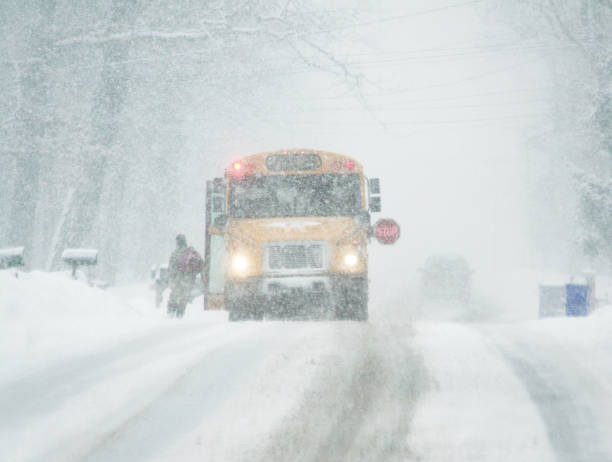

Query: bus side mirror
368;178;381;213
369;178;380;195
369;196;381;213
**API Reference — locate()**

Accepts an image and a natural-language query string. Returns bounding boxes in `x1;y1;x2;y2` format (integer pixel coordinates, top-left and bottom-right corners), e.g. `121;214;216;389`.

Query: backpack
178;247;203;274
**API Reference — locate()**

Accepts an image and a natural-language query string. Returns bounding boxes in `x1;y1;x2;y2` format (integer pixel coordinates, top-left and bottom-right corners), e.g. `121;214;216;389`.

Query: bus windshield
229;174;361;218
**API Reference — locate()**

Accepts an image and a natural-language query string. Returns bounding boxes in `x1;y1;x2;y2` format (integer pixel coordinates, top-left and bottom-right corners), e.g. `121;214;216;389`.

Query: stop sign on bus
374;219;400;245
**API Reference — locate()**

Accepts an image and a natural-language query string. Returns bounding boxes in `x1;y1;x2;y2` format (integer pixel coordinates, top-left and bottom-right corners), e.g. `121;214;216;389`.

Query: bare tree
0;0;361;280
5;1;56;259
497;0;612;265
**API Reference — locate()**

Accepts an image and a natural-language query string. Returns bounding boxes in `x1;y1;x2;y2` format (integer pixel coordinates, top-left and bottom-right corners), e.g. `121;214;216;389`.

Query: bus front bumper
225;274;365;318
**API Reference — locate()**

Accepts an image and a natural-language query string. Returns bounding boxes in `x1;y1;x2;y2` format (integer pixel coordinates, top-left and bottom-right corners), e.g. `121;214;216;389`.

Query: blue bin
565;284;589;317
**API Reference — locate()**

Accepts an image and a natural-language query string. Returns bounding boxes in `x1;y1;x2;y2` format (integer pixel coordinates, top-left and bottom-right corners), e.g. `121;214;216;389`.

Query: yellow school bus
204;149;382;321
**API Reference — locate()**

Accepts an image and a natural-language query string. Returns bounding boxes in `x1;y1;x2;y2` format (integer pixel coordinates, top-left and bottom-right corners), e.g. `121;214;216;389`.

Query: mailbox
0;247;25;269
61;248;98;278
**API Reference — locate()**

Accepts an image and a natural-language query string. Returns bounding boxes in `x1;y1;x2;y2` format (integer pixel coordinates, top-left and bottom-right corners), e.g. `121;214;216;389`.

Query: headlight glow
231;255;249;273
344;253;358;266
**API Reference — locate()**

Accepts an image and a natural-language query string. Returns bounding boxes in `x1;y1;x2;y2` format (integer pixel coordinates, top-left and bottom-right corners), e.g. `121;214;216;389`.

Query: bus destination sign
265;153;322;172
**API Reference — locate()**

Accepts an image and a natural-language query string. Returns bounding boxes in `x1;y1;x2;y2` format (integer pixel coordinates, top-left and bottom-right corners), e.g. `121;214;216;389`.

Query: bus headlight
344;252;359;266
231;254;249;273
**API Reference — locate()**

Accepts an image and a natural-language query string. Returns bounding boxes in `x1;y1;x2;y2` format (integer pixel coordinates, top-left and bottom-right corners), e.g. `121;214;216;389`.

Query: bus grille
265;242;327;272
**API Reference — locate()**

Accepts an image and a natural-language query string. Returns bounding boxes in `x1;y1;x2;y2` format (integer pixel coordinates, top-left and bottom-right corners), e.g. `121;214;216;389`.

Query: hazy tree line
0;0;356;282
499;0;611;270
2;0;609;282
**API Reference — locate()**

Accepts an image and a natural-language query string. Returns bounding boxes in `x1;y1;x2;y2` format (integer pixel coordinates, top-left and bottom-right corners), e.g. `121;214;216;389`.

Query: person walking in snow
167;234;203;318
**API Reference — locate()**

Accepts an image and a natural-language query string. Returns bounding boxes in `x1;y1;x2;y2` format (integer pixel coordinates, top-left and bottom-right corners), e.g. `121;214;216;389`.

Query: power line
287;86;553;102
297;0;490;36
284;113;548;126
277;98;550;113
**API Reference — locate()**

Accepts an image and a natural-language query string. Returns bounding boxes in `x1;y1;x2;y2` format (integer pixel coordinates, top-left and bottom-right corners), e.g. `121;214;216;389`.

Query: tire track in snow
254;319;427;462
408;322;557;462
496;336;612;462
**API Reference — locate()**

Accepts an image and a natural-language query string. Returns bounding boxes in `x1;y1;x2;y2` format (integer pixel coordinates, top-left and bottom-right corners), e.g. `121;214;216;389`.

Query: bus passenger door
204;178;226;309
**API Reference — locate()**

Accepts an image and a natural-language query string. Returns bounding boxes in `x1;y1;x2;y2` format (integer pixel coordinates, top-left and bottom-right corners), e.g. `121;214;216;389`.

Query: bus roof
225;149;363;177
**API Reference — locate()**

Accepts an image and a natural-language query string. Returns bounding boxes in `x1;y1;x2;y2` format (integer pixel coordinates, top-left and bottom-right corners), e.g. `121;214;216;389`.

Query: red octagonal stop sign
374;219;400;245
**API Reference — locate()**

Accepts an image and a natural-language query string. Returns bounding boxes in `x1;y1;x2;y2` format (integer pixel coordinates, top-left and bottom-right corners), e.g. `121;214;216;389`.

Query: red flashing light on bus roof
345;160;354;170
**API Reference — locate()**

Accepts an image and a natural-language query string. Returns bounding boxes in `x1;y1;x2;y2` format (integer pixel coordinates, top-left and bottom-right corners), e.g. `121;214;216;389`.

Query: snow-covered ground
1;270;611;461
408;310;612;462
1;271;210;382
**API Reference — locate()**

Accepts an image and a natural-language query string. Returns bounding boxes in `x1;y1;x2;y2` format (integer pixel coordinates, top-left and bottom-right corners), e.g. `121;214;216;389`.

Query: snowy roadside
407;321;556;462
0;319;261;462
0;270;261;461
0;271;222;382
408;304;612;462
490;306;612;461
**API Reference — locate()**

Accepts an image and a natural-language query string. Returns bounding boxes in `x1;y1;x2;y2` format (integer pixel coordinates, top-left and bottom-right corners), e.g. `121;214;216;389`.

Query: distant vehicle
203;149;394;321
419;254;472;304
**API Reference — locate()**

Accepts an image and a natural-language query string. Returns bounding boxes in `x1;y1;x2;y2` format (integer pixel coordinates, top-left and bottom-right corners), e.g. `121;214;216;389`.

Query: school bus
204;149;383;321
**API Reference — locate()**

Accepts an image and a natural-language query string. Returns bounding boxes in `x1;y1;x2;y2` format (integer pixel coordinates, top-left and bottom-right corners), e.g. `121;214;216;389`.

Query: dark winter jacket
168;245;203;285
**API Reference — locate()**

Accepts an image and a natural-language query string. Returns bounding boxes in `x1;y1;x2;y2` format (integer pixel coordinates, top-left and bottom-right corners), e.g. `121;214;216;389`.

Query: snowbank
524;301;612;342
0;271;189;381
408;322;556;462
409;304;612;461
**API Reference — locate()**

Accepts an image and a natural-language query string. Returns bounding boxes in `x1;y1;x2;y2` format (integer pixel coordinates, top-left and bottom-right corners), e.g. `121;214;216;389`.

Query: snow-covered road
1;315;425;462
2;272;612;462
